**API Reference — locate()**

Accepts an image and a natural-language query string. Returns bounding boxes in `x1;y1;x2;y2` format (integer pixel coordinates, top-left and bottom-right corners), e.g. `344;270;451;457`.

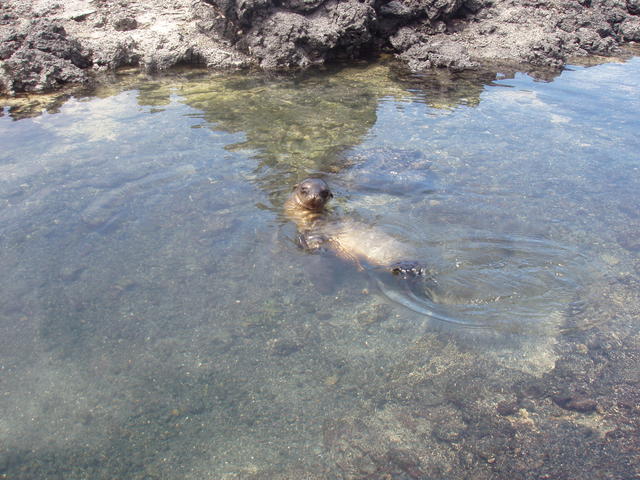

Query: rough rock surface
0;0;251;94
1;0;639;94
0;21;91;93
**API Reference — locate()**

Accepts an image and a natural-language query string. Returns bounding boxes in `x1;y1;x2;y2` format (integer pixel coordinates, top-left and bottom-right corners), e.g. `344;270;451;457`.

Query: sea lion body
284;178;423;275
318;220;409;268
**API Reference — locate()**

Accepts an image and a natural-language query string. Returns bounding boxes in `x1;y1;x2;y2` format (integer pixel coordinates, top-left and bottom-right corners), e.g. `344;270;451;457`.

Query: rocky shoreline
1;0;639;94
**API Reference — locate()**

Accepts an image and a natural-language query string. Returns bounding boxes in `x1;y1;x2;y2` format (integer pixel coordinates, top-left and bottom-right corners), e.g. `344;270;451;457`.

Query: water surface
1;59;639;478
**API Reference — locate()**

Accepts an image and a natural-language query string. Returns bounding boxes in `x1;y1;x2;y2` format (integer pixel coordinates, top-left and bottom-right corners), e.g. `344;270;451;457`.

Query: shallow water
1;59;639;478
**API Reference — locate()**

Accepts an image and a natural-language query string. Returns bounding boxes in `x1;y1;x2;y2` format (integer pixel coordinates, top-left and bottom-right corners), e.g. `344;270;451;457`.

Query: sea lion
284;178;426;276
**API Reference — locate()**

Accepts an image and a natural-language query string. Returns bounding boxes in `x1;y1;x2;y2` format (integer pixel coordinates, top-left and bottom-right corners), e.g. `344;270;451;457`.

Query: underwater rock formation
1;0;639;94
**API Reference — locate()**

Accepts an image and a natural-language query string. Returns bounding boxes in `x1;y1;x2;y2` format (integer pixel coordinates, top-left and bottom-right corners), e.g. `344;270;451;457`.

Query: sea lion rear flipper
390;260;428;278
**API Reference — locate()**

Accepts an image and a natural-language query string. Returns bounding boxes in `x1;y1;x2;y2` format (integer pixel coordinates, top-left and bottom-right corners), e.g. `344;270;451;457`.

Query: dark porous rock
239;0;378;68
0;30;23;60
393;0;636;71
398;38;479;71
620;17;640;41
210;0;467;68
463;0;492;14
496;400;519;416
90;37;141;70
2;0;640;95
112;16;138;32
379;1;421;19
552;394;598;413
25;23;91;69
0;20;91;94
201;0;276;41
388;26;422;52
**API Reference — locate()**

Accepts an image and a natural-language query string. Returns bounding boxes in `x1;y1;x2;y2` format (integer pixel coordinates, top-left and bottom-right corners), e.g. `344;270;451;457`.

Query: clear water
1;58;639;478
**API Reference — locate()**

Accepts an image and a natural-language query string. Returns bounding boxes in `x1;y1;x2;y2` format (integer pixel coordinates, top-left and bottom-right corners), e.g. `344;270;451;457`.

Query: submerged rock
1;0;639;94
552;394;598;413
338;147;437;195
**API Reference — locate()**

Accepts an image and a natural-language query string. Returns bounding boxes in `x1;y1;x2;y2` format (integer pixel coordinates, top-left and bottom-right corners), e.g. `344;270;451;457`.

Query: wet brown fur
284;178;414;271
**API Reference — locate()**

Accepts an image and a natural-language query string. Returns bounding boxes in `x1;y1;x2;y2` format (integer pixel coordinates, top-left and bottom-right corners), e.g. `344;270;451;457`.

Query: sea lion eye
320;190;330;199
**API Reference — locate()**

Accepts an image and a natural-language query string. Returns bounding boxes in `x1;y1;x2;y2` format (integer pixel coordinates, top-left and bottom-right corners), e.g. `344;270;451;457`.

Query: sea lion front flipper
297;231;330;252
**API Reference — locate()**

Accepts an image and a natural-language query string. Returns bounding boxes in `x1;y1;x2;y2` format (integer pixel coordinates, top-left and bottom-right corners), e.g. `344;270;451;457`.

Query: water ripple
375;233;587;333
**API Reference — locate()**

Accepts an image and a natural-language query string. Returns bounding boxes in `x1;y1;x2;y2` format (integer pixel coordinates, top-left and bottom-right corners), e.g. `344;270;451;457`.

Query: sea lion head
292;178;333;212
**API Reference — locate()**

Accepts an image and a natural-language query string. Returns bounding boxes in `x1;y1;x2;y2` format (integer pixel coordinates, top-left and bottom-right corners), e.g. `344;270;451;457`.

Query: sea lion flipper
297;231;330;252
390;260;428;278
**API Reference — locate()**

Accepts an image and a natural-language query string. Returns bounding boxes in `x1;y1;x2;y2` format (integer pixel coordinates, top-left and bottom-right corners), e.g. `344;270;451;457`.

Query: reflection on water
1;58;639;479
